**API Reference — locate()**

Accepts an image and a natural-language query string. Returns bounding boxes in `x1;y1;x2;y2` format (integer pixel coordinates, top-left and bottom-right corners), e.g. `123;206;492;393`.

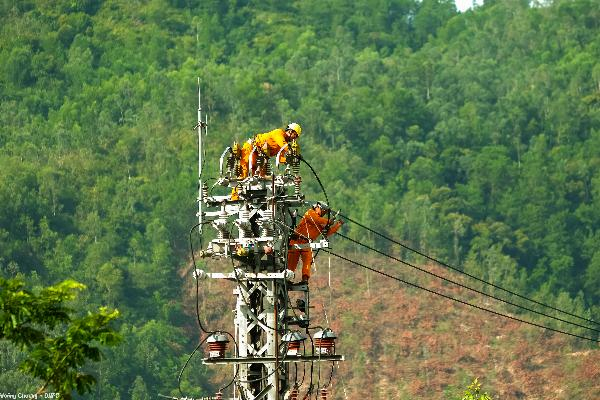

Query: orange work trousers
239;141;270;179
287;240;314;279
238;142;252;179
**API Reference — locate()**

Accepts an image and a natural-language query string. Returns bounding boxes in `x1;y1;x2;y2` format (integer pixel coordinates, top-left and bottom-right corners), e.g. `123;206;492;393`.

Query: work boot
284;269;295;282
301;274;309;284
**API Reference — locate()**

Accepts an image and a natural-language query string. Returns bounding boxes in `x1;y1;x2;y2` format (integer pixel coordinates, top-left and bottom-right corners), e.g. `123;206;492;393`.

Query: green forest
1;0;599;398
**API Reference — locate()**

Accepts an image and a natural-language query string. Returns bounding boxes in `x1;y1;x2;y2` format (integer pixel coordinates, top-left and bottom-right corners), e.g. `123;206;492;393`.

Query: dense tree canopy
1;0;599;397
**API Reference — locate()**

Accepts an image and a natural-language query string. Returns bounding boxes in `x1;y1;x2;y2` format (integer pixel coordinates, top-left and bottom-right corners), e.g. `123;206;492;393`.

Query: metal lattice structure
193;86;342;400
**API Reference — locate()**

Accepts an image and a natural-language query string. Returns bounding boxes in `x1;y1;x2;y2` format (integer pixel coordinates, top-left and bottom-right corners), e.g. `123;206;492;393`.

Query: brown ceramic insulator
319;388;328;399
208;341;227;358
314;338;335;354
287;340;301;354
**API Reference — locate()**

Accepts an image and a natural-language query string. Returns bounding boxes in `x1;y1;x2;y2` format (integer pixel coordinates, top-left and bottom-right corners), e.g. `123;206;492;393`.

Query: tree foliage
1;0;599;397
0;277;120;398
459;378;492;400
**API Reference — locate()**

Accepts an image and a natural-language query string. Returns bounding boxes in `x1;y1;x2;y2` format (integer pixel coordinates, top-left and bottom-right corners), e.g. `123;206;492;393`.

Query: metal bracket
290;239;329;250
203;355;345;364
207;271;288;280
252;384;273;400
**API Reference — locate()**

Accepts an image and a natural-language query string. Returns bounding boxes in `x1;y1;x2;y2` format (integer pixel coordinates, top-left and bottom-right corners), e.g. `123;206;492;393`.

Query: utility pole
193;111;343;400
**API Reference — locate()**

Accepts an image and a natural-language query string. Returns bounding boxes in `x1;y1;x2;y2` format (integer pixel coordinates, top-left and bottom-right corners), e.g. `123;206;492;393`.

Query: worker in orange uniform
238;122;301;179
288;202;343;283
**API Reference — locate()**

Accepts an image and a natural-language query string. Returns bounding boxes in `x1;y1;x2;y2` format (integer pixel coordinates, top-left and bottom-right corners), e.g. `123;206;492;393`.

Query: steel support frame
234;278;287;400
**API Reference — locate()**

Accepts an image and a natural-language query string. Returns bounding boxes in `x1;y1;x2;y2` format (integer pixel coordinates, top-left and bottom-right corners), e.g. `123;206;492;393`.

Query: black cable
300;160;599;333
338;232;600;334
300;156;333;258
280;218;599;345
325;362;334;387
177;332;239;398
235;383;247;400
323;249;600;343
221;369;239;393
186;222;239;398
178;337;207;397
314;348;322;400
304;336;315;400
303;326;326;400
300;160;598;332
339;212;600;327
234;362;285;384
300;156;329;207
293;362;299;389
314;362;335;399
295;340;308;388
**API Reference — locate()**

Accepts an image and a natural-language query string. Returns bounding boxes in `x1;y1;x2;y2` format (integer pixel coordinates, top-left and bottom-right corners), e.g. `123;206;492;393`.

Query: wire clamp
193;269;208;280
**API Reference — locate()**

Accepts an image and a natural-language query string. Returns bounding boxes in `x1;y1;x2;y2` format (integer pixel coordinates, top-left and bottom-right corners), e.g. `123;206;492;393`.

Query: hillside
1;0;599;398
193;257;600;399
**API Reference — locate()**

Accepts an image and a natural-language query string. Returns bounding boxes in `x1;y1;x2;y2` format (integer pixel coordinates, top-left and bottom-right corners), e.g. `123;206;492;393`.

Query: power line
300;156;329;208
339;212;600;327
274;217;599;342
272;160;599;338
300;146;597;332
337;232;600;334
323;249;600;343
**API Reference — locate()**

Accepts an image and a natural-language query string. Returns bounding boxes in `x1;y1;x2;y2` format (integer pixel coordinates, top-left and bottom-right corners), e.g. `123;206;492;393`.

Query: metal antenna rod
197;78;203;234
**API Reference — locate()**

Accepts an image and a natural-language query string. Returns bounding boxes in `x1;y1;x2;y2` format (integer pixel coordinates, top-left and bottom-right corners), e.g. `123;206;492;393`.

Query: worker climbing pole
190;85;344;400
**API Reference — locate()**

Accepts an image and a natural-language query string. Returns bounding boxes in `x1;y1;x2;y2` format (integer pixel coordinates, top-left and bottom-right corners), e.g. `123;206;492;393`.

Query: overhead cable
323;249;599;343
339;212;600;327
300;156;329;207
337;232;600;334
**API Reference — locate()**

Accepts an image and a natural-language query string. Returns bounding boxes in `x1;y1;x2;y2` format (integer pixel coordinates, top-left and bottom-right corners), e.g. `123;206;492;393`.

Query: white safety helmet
313;201;329;211
286;122;302;136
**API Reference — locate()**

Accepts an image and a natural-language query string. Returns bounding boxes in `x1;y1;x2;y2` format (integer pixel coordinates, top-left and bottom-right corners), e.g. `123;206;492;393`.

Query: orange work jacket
253;128;298;163
292;208;342;242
